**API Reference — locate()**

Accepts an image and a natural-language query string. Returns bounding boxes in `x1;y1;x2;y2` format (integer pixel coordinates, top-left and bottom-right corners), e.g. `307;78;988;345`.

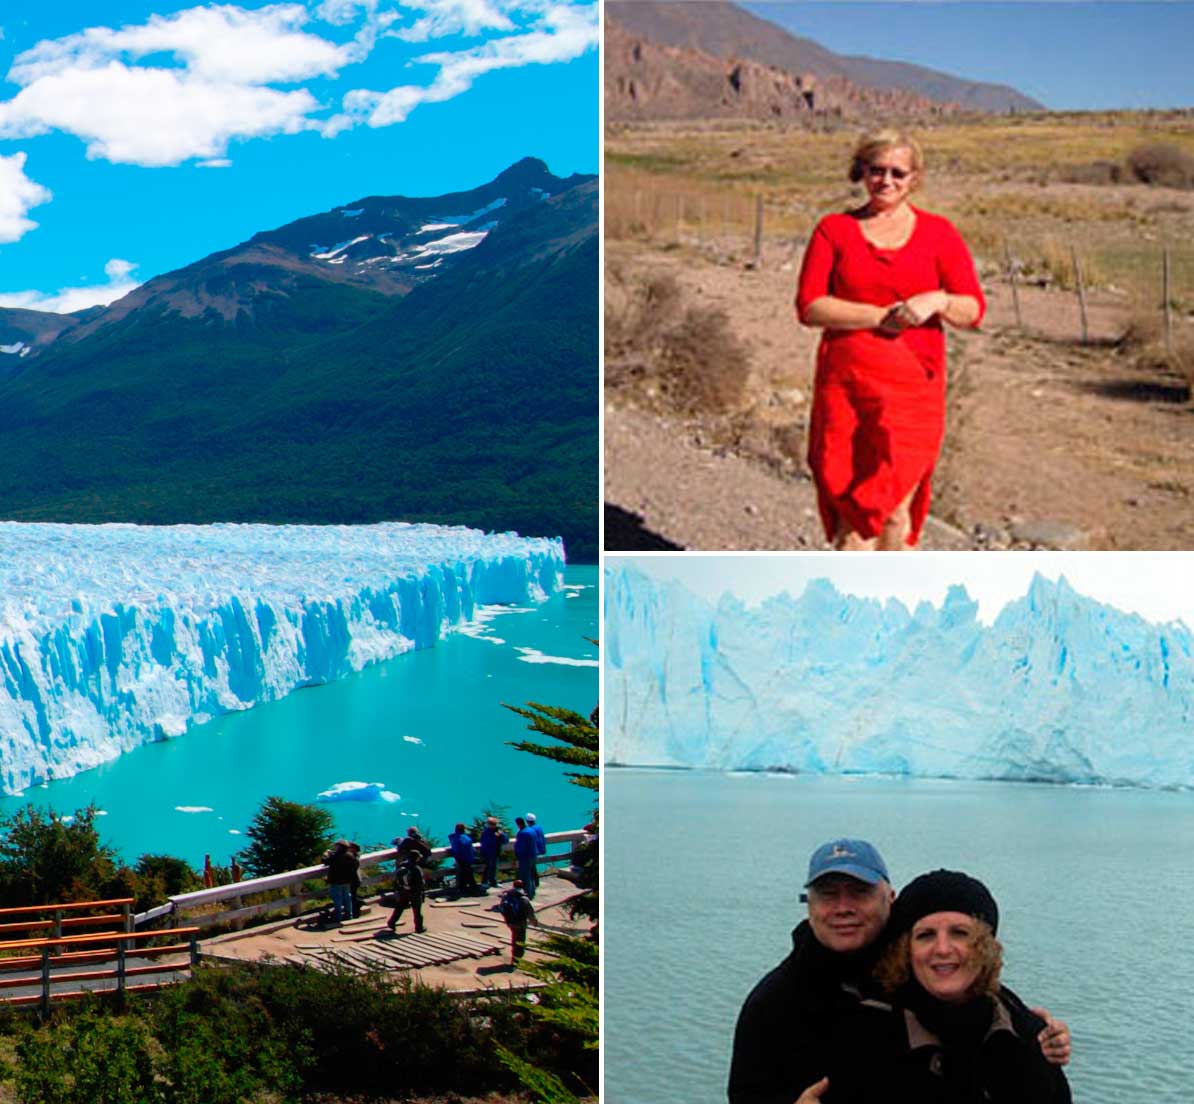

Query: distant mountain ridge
606;1;1044;118
0;159;598;560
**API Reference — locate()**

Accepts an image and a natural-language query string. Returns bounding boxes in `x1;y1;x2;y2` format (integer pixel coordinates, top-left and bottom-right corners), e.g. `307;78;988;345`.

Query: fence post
1164;248;1173;355
52;909;63;939
1005;240;1022;329
1071;245;1088;344
40;946;51;1019
189;930;199;969
123;901;132;932
753;195;764;268
117;939;127;995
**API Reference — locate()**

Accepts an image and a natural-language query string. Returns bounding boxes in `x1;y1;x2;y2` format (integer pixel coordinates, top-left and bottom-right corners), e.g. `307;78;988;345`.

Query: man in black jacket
728;839;1070;1104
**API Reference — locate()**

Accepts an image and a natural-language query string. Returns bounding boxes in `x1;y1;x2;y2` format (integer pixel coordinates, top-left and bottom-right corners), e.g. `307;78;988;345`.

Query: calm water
605;768;1194;1103
1;566;597;866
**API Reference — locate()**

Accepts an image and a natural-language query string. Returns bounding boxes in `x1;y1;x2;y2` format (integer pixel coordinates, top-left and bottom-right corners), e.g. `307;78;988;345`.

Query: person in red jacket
796;130;985;551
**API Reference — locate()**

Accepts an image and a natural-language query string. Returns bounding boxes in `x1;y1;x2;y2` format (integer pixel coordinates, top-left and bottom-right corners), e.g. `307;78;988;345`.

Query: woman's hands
878;291;950;334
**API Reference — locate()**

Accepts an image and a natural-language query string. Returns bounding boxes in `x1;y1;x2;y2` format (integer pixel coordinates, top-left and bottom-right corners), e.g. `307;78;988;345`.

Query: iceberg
0;521;563;794
316;781;400;804
605;566;1194;790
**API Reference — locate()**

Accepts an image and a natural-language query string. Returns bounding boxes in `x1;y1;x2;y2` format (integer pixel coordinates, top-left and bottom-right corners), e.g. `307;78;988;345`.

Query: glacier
0;521;563;795
605;566;1194;789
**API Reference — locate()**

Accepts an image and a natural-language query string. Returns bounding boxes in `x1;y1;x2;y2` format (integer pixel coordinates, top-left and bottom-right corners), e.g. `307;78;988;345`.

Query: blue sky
0;0;597;310
746;2;1194;112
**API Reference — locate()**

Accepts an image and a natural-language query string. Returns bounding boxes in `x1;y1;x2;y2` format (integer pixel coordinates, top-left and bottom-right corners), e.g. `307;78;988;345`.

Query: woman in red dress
797;131;985;550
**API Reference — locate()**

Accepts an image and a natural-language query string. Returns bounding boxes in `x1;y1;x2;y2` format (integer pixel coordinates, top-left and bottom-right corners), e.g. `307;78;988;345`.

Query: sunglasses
866;165;912;181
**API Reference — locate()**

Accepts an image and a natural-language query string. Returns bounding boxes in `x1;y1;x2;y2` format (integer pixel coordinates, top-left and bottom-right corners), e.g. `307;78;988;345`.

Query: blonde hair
848;129;925;187
875;919;1003;999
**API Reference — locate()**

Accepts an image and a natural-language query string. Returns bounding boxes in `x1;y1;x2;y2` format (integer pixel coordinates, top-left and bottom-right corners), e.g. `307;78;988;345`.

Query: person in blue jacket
514;816;539;898
479;816;509;888
448;822;480;897
526;812;547;857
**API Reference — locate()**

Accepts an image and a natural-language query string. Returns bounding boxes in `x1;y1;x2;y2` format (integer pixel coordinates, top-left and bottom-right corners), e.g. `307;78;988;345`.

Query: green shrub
238;796;336;878
13;1010;160;1104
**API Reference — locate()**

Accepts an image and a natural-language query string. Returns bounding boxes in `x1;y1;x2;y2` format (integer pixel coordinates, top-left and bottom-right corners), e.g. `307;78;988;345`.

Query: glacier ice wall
605;567;1194;789
0;522;563;794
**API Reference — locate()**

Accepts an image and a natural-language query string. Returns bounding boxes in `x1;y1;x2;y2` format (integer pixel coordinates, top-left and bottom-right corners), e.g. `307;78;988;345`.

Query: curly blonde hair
848;129;925;188
875;919;1003;999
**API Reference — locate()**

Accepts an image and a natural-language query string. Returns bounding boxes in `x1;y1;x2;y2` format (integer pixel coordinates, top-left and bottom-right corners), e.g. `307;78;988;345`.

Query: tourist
479;816;509;888
842;869;1073;1102
498;879;538;966
796;130;984;550
448;822;480;897
386;851;426;934
728;839;1070;1102
527;812;547;857
348;842;365;917
513;816;539;898
394;825;432;864
323;839;358;924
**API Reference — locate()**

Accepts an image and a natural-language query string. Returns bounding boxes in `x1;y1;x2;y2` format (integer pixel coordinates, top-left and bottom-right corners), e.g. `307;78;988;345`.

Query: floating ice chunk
176;806;214;814
317;780;400;803
402;736;423;745
515;647;599;667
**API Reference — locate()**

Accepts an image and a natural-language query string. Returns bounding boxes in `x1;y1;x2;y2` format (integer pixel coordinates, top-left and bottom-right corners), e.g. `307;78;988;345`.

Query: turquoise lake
606;767;1194;1103
0;565;597;866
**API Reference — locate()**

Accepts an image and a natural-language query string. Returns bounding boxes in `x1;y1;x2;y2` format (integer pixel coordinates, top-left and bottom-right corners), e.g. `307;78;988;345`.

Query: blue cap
804;838;890;887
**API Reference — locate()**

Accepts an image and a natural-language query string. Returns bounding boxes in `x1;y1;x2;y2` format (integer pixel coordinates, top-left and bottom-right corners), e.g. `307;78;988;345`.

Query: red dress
796;207;984;545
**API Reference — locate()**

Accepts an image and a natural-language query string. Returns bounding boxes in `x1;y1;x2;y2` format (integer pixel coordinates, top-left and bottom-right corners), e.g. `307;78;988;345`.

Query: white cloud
0;4;347;167
341;1;595;126
391;0;515;43
0;2;594;167
0;258;140;314
0;151;51;242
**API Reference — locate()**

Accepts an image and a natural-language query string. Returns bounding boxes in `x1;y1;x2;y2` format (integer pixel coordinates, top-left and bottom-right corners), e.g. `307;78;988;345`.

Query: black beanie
890;869;999;936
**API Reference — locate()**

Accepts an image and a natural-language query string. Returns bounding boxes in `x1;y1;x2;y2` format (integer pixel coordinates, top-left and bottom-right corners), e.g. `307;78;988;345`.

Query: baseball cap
804;838;890;888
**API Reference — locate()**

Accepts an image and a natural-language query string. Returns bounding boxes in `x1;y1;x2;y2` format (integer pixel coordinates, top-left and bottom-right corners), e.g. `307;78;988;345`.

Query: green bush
238;796;336;878
13;1010;160;1104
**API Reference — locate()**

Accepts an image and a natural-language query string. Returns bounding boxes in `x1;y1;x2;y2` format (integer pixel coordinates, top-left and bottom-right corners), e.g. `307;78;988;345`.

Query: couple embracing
729;839;1072;1103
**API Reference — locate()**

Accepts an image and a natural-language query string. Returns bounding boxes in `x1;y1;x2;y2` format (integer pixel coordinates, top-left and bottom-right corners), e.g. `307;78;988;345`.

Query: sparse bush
1057;160;1122;186
1119;311;1194;399
1127;143;1194;189
605;268;749;415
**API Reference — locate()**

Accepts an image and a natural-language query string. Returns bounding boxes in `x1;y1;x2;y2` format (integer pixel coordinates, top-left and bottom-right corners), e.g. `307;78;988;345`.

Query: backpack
499;891;527;924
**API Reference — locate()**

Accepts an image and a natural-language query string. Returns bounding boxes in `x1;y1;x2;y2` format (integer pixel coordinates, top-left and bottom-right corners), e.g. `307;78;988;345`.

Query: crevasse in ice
0;522;563;794
604;566;1194;789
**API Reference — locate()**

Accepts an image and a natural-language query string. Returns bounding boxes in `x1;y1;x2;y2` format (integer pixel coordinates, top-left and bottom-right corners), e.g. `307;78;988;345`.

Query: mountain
0;158;598;561
606;1;1044;117
605;568;1194;788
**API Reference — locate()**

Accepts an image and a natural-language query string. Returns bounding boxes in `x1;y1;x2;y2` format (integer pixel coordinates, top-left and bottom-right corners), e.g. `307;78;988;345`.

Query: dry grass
607;113;1194;305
